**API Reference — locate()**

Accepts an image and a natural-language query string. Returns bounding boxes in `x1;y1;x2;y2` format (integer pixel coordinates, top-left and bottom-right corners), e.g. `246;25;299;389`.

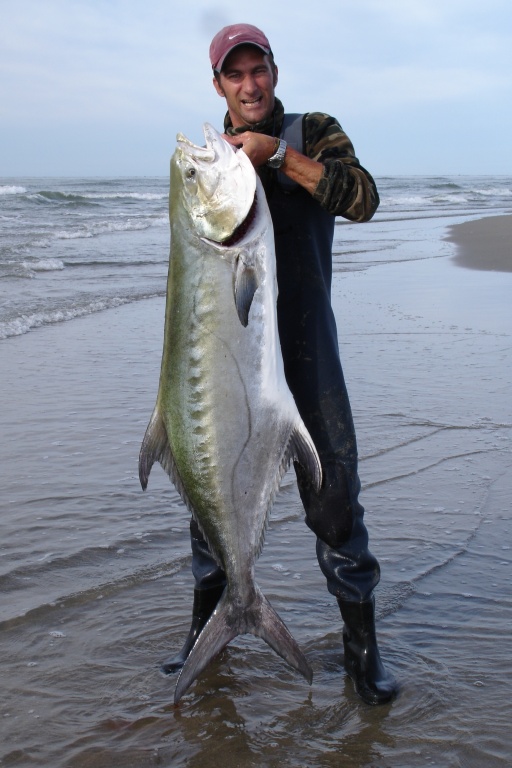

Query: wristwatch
266;139;287;169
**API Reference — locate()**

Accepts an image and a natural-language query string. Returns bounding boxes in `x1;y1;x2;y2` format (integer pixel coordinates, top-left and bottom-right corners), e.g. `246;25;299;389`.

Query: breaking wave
0;291;164;339
30;190;168;204
0;185;27;195
24;258;65;272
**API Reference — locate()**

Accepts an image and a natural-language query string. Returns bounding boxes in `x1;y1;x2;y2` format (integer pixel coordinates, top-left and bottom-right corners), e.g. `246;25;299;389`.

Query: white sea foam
70;191;167;201
32;190;167;202
0;300;128;339
87;192;168;200
23;258;65;272
0;293;162;339
54;216;168;240
2;174;510;344
473;186;512;197
0;185;26;195
432;194;470;204
380;195;428;207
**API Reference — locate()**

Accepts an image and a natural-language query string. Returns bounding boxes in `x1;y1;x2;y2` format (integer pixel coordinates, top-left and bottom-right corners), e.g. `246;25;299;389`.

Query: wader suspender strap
277;112;305;192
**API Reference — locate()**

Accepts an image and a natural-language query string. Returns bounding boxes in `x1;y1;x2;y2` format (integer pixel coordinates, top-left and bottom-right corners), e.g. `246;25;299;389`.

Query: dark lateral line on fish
220;196;257;247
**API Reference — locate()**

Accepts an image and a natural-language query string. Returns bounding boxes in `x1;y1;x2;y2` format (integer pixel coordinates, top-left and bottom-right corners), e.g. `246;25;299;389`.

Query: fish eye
185;167;196;180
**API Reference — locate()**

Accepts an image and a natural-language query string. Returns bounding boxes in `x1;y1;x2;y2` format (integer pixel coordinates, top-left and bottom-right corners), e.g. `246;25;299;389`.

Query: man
162;23;398;705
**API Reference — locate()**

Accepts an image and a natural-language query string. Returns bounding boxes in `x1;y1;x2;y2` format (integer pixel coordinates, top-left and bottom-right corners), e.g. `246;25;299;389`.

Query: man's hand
223;131;324;196
223;132;277;167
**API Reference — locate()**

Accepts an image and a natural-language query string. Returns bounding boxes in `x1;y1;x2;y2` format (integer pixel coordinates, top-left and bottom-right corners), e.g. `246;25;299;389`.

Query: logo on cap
209;24;272;72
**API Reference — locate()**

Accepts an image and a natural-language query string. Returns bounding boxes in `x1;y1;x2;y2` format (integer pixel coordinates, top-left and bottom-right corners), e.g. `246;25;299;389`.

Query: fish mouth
200;186;259;250
178;123;258;244
219;195;257;247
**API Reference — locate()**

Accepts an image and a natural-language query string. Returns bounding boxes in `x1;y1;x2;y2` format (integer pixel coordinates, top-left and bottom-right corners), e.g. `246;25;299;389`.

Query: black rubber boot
161;584;225;674
338;596;398;705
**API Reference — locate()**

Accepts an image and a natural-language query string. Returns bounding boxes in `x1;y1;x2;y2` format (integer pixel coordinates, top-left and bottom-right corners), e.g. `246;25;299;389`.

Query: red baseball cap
209;24;272;72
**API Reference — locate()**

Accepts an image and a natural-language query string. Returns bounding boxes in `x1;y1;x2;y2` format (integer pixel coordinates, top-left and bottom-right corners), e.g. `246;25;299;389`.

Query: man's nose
242;74;258;94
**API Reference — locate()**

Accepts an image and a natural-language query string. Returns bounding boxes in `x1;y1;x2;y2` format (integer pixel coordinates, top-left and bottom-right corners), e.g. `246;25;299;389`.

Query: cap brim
214;42;271;72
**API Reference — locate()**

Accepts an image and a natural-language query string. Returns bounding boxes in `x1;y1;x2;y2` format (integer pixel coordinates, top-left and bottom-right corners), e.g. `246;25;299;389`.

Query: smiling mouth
242;97;262;106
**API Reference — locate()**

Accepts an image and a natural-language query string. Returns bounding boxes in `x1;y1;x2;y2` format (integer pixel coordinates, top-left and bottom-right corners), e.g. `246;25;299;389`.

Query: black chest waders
161;115;398;704
270;114;380;602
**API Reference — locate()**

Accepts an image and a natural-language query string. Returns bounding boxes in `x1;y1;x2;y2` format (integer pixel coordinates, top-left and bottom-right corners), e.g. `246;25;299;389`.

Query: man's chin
240;108;268;125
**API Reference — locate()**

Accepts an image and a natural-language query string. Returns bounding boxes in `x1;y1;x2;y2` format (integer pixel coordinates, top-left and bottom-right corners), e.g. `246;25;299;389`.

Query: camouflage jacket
224;98;379;222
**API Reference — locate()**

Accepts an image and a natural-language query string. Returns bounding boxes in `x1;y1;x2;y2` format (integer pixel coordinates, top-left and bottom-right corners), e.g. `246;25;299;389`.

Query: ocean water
1;175;511;767
0;177;169;339
1;175;511;339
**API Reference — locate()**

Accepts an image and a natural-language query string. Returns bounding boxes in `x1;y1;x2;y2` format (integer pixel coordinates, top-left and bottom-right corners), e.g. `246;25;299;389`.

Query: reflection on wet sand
1;211;511;767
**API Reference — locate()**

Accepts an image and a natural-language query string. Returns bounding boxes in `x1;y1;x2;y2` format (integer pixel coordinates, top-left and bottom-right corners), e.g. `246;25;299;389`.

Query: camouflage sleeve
304;112;379;222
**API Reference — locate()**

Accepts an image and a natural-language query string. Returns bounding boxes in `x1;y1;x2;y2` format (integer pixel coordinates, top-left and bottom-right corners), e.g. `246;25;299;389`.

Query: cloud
1;0;511;174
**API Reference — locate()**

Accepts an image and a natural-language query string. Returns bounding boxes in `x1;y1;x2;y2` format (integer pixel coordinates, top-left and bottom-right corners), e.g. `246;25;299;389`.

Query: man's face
213;45;278;128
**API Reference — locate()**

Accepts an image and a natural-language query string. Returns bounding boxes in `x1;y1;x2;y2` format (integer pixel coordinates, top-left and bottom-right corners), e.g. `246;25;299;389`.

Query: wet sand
448;213;512;272
1;214;511;767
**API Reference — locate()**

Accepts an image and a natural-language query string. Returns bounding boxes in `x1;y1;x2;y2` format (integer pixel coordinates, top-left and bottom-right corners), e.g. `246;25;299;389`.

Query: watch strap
266;138;287;169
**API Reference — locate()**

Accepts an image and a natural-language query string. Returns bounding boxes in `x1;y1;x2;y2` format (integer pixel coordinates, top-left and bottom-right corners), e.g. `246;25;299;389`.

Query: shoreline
2;206;512;767
447;213;512;272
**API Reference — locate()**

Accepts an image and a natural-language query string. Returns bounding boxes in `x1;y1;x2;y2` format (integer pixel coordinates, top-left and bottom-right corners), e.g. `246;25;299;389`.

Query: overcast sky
1;0;511;176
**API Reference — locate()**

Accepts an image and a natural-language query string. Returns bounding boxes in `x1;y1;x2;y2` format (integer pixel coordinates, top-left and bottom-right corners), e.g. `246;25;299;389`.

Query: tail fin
254;590;313;685
174;586;312;704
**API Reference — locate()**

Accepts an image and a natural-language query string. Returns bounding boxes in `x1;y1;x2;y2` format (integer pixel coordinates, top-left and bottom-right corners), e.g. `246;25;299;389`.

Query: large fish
139;124;321;704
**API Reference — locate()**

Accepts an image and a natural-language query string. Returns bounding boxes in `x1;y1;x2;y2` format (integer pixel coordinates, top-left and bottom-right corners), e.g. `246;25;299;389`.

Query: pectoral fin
289;420;322;492
233;255;258;327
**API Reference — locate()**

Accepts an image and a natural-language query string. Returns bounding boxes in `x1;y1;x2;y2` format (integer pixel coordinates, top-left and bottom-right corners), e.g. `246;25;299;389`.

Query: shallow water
1;174;511;340
1;194;511;766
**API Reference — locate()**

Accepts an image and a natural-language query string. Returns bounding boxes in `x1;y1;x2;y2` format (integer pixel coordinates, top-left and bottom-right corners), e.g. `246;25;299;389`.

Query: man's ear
213;76;224;97
273;65;278;88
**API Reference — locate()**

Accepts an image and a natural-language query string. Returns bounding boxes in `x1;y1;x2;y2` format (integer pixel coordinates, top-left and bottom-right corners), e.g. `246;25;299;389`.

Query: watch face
268;140;286;168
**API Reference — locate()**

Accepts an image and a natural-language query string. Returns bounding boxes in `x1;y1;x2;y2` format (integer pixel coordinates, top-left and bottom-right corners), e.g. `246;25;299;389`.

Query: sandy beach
447;214;512;272
1;209;511;767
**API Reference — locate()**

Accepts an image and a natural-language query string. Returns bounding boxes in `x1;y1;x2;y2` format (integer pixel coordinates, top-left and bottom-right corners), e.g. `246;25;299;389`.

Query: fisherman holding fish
147;23;398;705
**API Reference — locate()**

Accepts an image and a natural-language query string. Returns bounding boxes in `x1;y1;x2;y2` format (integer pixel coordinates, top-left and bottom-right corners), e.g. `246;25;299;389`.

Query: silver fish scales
139;124;321;704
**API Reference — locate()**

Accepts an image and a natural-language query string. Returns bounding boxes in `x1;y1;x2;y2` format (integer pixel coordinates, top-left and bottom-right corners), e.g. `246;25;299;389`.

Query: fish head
172;123;256;243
